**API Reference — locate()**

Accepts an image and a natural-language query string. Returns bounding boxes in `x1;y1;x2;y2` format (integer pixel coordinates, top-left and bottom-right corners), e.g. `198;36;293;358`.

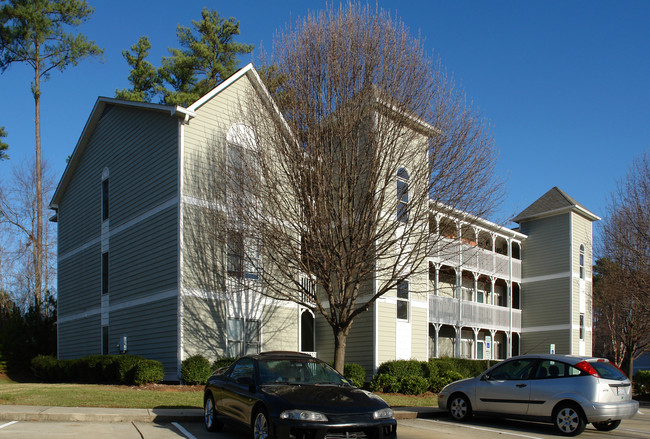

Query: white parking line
0;421;18;430
420;418;545;439
172;422;197;439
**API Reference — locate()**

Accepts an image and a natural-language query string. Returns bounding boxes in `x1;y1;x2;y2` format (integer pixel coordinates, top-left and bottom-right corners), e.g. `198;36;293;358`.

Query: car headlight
373;408;394;420
280;410;328;422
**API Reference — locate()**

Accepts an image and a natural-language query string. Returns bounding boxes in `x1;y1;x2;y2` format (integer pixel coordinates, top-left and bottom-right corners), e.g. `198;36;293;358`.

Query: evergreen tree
0;126;8;160
117;8;253;107
115;36;158;102
0;0;103;316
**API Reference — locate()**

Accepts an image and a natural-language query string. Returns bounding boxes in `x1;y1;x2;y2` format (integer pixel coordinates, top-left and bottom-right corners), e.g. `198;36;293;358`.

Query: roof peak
513;187;600;223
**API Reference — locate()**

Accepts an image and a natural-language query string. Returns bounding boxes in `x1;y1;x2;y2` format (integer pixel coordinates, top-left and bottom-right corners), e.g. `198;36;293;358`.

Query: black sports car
203;351;397;438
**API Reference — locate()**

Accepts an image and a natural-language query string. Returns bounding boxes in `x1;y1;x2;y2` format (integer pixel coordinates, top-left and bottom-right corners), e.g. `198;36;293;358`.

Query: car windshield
258;359;349;386
590;360;627;381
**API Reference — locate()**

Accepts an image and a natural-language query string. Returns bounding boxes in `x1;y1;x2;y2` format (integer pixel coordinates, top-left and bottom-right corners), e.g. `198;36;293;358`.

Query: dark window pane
102;179;109;221
102;252;109;294
397;300;408;320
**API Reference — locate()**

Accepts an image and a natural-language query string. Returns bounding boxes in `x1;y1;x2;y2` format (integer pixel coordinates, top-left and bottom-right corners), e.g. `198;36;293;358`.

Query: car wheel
252;407;270;439
448;393;472;422
553;403;586;436
204;394;223;432
592;420;621;431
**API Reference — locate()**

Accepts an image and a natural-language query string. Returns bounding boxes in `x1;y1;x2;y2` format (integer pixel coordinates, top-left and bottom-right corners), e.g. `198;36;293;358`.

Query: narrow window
579;244;585;279
396;279;409;320
102;325;109;355
396;168;409;223
579;313;585;340
102;178;109;221
227;231;244;278
227;318;260;357
102;252;109;294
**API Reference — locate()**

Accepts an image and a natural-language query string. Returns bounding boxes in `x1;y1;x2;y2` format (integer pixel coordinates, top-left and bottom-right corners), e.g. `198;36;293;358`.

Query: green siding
57;244;101;316
58;316;101;359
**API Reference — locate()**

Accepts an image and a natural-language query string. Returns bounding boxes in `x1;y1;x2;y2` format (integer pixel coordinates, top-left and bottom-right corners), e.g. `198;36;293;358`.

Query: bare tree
0;159;57;315
206;4;502;371
595;153;650;378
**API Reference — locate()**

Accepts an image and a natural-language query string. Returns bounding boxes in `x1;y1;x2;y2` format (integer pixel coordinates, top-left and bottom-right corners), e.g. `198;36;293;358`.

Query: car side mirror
481;374;490;381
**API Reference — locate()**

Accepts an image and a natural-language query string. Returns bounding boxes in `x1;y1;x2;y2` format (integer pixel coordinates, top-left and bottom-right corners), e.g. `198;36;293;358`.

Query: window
102;178;109;221
300;310;315;352
102;252;109;294
228;318;260;357
396;279;409;320
227;231;244;278
229;358;255;383
579;244;585;279
580;313;585;340
535;360;581;379
396;168;409;223
487;358;536;380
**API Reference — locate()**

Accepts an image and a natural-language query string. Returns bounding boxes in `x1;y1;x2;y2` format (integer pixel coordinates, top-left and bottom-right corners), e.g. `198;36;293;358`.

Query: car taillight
575;361;600;378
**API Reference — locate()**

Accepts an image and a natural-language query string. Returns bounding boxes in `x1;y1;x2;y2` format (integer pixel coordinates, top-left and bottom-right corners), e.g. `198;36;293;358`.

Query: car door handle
516;383;527;388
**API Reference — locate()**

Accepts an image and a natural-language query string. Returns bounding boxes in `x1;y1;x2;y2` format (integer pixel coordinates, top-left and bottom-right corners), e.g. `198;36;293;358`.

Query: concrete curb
0;405;442;423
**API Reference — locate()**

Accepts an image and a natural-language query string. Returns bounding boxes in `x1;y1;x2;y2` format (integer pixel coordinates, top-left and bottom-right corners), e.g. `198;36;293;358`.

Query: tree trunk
33;48;43;318
333;326;350;374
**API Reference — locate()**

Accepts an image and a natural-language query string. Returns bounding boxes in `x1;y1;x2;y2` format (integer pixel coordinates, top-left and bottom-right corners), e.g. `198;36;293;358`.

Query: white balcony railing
429;295;522;332
430;237;522;282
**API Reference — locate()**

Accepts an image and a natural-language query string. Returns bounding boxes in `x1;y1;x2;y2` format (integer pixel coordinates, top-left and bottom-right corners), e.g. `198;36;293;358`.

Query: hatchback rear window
589;360;626;380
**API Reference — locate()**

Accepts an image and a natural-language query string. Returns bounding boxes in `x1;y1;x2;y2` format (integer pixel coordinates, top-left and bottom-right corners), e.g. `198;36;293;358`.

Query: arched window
396;167;409;223
579;244;585;279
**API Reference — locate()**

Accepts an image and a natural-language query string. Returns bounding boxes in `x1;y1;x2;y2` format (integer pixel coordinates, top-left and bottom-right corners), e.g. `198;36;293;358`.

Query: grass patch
0;378;437;409
0;379;202;408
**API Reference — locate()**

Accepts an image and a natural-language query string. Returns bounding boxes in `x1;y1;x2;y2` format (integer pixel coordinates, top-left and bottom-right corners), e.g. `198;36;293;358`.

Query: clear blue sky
1;0;648;234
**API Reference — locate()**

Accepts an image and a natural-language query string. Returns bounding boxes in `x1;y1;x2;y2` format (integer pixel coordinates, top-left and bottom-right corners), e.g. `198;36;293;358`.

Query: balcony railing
430;237;522;281
429;295;522;332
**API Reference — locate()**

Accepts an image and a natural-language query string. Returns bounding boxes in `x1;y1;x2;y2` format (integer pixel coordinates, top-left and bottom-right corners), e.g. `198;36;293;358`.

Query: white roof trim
187;63;256;112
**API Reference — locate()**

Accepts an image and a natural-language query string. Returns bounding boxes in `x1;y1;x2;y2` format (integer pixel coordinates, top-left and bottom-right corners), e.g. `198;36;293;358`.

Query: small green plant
132;359;165;385
428;370;464;393
343;363;366;387
399;375;429;395
634;370;650;395
181;355;211;385
369;373;400;393
377;359;427;379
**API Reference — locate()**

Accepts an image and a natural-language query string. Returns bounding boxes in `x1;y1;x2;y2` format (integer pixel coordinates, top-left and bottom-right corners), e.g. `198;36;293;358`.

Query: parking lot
1;408;648;438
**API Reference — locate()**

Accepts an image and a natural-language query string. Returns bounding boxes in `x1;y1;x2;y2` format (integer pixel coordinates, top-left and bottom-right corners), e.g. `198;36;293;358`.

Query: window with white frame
227;318;260;358
396;279;409;320
396;168;409;223
579;313;585;340
579;244;585;279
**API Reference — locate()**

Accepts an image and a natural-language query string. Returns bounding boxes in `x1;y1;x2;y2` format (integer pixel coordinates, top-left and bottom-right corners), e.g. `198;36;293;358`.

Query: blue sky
1;0;648;234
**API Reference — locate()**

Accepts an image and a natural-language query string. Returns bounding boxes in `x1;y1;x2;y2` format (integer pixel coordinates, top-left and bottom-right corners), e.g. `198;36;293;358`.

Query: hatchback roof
508;354;604;364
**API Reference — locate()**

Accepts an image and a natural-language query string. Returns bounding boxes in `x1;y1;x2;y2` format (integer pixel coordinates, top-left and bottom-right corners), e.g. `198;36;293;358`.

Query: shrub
399;375;429;395
428;370;464;393
430;357;489;378
182;355;212;385
376;360;427;379
108;355;144;384
31;355;60;382
132;359;165;385
211;357;235;372
634;370;650;395
343;363;366;388
369;373;400;393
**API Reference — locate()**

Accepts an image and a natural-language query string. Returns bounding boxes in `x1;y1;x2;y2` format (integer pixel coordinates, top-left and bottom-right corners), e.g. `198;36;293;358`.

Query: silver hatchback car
438;354;638;436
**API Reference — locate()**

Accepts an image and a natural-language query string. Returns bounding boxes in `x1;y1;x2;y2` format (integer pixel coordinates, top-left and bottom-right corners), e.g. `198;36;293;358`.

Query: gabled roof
49;98;195;209
512;187;600;223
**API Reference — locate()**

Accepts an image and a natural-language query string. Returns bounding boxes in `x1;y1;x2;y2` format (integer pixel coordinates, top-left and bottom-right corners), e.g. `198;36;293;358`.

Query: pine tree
115;36;158;102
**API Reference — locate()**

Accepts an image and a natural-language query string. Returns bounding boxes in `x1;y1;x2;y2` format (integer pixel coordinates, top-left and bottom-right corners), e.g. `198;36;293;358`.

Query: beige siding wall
377;301;397;365
571;212;594;355
261;304;300;352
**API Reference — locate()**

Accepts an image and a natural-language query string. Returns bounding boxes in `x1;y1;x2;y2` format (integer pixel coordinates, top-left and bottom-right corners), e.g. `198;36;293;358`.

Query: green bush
400;375;429;395
376;360;427;379
428;370;464;393
182;355;212;385
429;357;490;378
369;373;400;393
343;363;366;387
31;355;60;382
132;359;165;385
109;355;144;384
211;357;235;372
634;370;650;395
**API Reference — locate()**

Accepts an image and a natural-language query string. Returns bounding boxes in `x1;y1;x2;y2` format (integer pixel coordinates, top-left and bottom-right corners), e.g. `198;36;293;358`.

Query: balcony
429;295;522;332
430;237;521;281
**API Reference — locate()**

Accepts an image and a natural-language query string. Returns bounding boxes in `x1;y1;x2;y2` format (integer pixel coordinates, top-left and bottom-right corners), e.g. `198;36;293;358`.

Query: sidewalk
0;405;443;423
